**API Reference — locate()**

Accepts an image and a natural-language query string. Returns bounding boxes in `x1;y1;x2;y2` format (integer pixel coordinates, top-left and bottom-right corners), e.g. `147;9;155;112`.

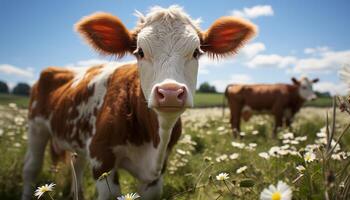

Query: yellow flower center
271;192;281;200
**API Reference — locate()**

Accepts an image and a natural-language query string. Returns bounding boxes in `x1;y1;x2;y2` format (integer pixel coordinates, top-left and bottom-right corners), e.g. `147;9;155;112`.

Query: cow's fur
225;77;319;138
22;5;256;200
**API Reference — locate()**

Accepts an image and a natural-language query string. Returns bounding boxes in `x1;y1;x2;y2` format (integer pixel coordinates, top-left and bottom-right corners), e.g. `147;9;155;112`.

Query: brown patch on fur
225;83;304;138
29;63;182;180
75;12;136;57
201;16;257;58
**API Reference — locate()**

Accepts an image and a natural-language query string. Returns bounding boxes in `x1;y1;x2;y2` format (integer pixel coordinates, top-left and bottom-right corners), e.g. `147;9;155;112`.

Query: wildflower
216;154;228;162
217;126;225;131
204;156;212;162
282;132;294;139
269;146;281;157
98;171;111;181
304;152;316;163
117;193;141;200
252;130;259;135
34;183;55;199
176;149;187;155
260;181;292;200
259;152;270;159
240;132;246;136
216;172;229;181
229;153;239;160
236;166;248;174
296;165;305;173
232;141;245;149
295;136;307;141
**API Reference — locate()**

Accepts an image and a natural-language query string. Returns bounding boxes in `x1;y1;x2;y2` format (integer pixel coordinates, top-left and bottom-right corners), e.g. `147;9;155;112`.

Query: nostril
177;89;185;100
156;87;165;100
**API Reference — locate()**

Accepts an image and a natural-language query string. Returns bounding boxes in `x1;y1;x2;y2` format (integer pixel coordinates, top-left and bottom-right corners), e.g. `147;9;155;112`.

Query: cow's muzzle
153;83;187;112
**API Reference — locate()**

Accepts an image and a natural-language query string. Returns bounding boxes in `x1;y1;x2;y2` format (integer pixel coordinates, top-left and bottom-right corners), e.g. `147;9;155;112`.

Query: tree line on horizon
0;80;31;96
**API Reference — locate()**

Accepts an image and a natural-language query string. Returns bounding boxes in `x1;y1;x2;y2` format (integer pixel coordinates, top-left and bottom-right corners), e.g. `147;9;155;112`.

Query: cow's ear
201;17;257;57
291;77;300;85
75;12;135;57
312;78;319;83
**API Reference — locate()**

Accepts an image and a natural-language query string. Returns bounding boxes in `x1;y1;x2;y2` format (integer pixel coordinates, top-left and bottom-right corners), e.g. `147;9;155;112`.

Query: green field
0;102;349;199
0;94;30;108
195;92;333;108
0;93;333;109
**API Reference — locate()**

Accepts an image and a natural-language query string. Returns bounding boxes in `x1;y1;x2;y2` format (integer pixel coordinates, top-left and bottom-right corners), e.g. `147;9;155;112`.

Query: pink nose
155;83;186;108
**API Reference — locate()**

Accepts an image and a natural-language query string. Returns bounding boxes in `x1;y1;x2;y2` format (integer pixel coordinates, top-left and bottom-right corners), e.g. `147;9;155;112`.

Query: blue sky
1;0;350;94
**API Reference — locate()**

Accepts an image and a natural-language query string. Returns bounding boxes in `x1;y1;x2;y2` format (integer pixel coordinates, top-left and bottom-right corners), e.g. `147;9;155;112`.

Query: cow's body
225;77;318;137
24;63;181;199
22;5;257;200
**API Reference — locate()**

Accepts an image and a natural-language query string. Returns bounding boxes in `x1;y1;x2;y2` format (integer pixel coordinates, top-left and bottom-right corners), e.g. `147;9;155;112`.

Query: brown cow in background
224;77;319;138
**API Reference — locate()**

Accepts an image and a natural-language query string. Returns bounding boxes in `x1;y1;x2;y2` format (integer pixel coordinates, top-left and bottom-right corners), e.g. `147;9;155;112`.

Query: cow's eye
134;48;144;58
193;48;202;59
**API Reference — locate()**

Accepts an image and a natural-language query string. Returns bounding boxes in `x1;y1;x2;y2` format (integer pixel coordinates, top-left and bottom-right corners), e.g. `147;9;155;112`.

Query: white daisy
229;153;239;160
304;151;316;163
117;193;141;200
236;166;248;174
260;181;292;200
259;152;270;159
34;183;55;199
296;165;305;173
216;172;229;181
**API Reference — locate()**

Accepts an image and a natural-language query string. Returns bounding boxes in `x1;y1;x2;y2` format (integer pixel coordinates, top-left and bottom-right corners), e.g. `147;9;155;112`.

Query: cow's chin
154;106;186;113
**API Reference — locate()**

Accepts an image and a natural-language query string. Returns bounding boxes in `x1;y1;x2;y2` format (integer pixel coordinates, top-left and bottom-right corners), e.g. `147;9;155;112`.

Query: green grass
0;102;349;199
0;93;29;108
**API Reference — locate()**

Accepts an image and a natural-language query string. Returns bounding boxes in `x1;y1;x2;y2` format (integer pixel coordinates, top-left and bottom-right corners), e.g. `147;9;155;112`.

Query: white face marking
298;78;317;100
136;6;201;108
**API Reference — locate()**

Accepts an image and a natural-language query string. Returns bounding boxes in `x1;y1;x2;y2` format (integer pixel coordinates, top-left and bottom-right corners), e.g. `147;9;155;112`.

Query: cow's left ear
201;17;257;57
75;12;135;58
312;78;319;83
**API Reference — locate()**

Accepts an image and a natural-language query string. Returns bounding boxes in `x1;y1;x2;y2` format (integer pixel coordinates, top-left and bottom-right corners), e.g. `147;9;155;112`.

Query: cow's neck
155;112;180;169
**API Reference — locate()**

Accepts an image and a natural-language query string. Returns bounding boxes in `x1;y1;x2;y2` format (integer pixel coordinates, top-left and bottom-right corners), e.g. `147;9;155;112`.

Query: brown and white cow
224;77;319;138
22;5;256;200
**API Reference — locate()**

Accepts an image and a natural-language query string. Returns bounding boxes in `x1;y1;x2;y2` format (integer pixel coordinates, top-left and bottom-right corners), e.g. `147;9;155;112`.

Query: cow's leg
22;122;50;200
138;176;163;200
70;153;87;200
91;148;120;200
229;102;242;138
93;167;120;200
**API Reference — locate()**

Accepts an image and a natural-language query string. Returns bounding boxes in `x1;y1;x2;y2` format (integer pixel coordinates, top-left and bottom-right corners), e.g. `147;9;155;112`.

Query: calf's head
76;6;256;113
292;77;319;100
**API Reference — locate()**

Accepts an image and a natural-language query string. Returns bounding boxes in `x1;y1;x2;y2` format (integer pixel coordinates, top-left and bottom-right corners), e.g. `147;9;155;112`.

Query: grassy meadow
0;94;349;200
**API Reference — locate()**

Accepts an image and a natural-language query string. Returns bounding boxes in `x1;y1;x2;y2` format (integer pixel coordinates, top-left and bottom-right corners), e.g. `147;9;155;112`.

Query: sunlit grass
0;102;349;199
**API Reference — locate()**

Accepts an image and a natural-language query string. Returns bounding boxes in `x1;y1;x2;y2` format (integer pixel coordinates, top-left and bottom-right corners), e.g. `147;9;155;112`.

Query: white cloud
246;54;297;68
65;59;113;69
314;81;348;96
231;5;274;19
0;64;34;78
304;46;330;55
240;42;266;58
199;42;266;74
293;50;350;73
211;73;254;92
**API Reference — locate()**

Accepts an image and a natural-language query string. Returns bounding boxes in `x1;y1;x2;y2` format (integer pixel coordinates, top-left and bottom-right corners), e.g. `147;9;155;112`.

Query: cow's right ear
75;12;135;57
291;77;300;85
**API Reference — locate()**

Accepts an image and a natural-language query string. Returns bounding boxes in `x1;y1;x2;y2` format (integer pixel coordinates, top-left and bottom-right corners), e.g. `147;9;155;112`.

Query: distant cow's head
292;77;319;100
76;5;256;113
